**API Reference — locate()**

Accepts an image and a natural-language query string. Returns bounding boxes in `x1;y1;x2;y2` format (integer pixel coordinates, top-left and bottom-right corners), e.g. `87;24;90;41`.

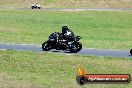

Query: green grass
0;50;132;88
0;73;39;88
0;10;132;49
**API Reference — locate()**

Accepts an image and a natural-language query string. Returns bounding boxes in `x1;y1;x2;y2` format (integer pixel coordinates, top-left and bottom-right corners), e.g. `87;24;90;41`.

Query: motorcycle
31;3;41;9
42;32;82;53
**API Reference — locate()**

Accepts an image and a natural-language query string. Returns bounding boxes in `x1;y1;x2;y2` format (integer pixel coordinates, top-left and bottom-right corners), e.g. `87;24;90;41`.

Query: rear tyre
42;41;52;51
38;7;41;9
130;49;132;55
70;42;82;53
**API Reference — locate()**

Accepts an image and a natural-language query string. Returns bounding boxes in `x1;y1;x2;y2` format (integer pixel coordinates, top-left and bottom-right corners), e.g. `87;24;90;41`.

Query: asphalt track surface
0;43;131;58
18;8;132;11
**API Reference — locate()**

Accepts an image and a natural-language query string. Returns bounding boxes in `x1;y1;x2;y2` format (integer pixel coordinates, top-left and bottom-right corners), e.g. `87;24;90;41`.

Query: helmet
62;26;68;34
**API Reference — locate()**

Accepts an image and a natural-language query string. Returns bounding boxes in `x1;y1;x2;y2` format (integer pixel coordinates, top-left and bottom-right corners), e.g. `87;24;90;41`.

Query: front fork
66;42;74;50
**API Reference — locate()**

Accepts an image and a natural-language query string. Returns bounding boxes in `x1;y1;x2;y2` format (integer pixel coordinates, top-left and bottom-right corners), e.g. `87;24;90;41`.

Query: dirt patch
0;0;132;8
0;73;40;88
43;0;132;8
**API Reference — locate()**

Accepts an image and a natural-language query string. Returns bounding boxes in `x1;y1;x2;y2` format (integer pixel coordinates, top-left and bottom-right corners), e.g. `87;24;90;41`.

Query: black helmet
62;26;68;33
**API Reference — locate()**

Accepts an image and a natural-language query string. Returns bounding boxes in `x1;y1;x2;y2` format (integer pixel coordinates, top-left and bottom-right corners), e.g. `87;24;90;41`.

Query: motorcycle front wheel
42;41;52;51
70;42;82;53
31;6;34;9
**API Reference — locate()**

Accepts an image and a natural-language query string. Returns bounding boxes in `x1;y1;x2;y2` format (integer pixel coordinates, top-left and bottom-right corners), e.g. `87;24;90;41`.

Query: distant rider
34;2;38;6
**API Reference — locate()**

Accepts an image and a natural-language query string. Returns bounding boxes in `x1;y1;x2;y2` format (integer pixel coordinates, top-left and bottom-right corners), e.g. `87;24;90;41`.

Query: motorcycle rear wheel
130;49;132;55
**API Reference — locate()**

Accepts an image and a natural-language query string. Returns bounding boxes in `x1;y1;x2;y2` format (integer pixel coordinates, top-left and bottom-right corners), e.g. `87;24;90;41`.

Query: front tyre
42;41;52;51
31;6;34;9
70;42;82;53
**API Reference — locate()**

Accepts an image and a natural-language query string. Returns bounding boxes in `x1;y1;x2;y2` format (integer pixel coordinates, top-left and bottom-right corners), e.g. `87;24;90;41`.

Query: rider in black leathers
53;26;74;49
49;26;74;42
61;26;75;40
48;26;75;49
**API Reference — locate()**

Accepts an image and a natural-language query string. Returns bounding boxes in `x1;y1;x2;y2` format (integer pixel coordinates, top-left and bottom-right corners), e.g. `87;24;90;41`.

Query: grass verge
0;50;132;88
0;10;132;49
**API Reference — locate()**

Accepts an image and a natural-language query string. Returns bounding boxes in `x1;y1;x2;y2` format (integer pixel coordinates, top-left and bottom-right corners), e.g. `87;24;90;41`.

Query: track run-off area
0;43;131;58
17;8;132;11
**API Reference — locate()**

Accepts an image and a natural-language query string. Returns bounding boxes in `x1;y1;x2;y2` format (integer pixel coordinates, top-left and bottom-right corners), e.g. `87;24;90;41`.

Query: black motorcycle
31;3;41;9
42;32;82;53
